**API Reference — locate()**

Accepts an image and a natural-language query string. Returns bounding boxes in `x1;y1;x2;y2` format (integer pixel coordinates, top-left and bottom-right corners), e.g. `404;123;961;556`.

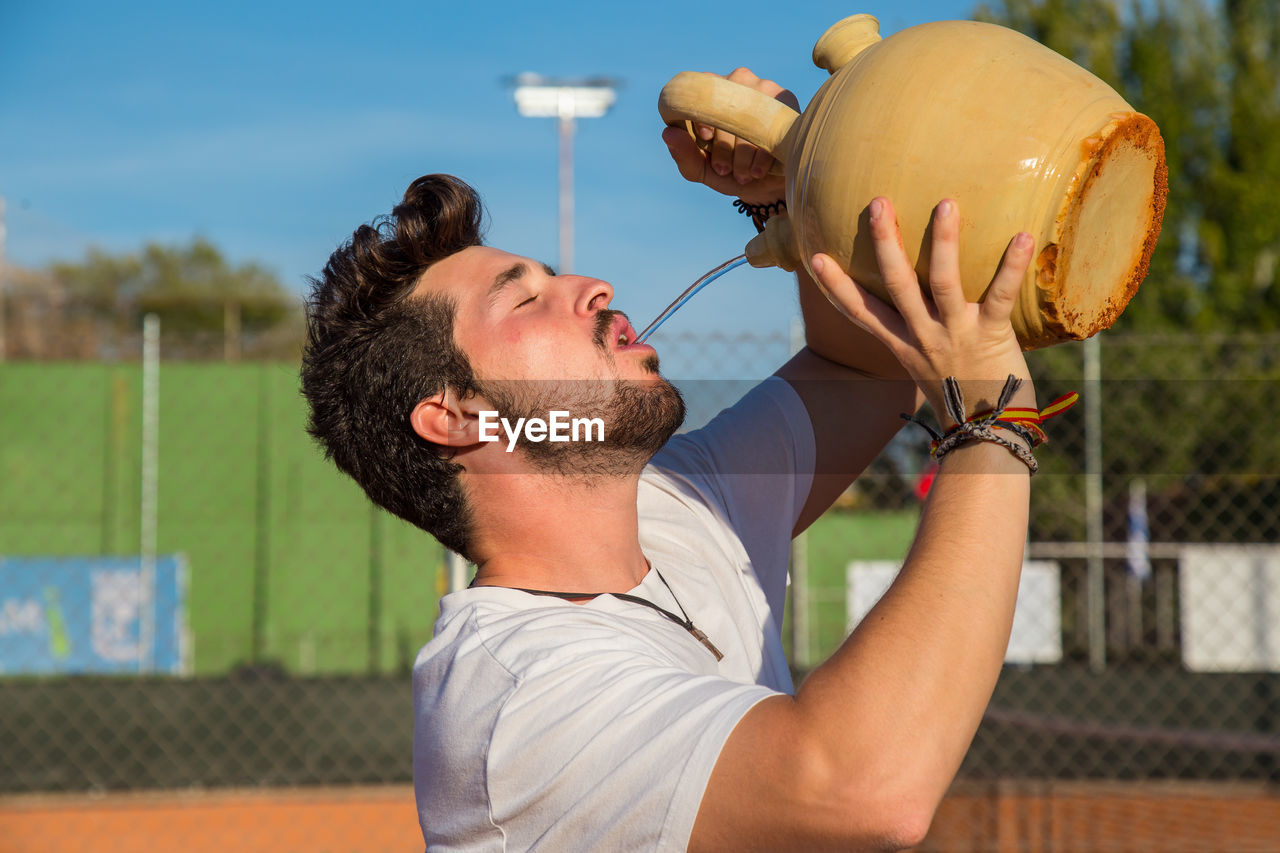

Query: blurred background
2;0;1278;850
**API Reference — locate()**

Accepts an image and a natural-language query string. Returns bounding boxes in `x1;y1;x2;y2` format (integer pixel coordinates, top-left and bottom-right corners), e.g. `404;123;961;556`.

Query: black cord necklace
474;568;724;661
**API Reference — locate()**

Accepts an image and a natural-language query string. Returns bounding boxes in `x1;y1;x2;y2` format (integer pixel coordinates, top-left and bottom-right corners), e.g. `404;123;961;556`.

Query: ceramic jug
659;14;1168;349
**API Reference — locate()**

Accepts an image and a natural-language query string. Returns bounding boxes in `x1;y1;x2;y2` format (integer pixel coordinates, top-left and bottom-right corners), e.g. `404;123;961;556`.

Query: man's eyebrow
486;261;556;306
485;263;527;307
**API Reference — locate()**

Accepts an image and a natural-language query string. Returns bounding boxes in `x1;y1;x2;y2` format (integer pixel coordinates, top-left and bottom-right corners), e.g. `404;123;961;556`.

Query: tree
49;238;300;359
973;0;1280;332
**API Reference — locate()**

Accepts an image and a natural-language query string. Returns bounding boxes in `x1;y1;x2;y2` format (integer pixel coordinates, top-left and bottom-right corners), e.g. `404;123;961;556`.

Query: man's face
415;246;685;473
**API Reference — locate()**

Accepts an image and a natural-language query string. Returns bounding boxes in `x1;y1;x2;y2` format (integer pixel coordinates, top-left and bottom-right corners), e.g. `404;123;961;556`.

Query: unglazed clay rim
1035;113;1168;347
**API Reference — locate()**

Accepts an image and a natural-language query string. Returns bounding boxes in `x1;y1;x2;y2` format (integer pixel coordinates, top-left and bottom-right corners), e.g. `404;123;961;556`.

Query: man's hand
810;196;1037;427
661;68;796;206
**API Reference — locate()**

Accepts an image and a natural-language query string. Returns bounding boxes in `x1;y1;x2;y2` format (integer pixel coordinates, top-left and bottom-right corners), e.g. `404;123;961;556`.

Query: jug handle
658;71;801;173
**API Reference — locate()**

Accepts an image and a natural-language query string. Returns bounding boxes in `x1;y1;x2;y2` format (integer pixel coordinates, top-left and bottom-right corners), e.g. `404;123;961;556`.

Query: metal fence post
251;367;273;665
139;313;160;672
1084;335;1106;671
788;317;810;669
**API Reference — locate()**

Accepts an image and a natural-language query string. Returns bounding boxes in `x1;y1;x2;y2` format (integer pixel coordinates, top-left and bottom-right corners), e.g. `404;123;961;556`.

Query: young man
302;70;1040;852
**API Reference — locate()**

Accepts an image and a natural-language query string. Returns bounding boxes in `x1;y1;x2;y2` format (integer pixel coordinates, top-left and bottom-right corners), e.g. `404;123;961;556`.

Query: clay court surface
0;785;421;853
1;781;1276;852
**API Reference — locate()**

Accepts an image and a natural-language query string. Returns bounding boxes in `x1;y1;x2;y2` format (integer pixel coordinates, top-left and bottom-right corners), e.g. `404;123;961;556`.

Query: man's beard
476;311;686;477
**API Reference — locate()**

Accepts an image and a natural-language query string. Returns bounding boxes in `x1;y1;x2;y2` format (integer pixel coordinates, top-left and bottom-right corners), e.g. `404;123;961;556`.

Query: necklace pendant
689;627;724;662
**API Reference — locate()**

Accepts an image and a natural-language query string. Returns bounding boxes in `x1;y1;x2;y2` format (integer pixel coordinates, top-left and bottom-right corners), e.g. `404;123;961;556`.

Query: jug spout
812;14;882;74
746;216;800;272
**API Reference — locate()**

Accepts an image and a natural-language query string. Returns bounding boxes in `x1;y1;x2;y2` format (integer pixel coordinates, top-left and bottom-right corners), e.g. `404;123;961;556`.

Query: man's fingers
662;125;712;184
718;67;788;183
662;123;782;200
926;199;967;323
810;253;911;352
725;66;761;86
868;197;932;327
732;139;758;184
979;232;1034;329
749;147;775;180
709;127;736;177
742;73;797;180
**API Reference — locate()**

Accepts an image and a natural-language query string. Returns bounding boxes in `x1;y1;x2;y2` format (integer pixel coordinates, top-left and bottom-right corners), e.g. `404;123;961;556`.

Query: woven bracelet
902;375;1039;474
934;422;1039;473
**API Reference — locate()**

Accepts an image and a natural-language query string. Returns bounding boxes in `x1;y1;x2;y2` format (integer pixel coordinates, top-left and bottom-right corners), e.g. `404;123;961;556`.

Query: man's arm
774;272;922;534
689;197;1039;851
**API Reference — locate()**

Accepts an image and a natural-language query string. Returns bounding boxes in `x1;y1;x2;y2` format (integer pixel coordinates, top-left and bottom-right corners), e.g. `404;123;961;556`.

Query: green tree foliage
974;0;1280;332
50;238;296;337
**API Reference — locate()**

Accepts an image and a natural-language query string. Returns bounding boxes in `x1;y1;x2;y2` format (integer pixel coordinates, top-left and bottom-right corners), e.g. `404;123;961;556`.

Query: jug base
1030;113;1168;349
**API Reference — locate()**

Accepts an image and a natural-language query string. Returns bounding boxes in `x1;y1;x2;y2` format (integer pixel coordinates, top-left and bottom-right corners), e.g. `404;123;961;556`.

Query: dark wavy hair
300;175;484;558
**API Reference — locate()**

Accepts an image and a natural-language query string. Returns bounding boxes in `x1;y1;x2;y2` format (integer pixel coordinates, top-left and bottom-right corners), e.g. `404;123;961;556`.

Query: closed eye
515;295;537;309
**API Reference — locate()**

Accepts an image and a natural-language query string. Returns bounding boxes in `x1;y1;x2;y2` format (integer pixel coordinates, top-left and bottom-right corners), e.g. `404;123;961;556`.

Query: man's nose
574;277;613;315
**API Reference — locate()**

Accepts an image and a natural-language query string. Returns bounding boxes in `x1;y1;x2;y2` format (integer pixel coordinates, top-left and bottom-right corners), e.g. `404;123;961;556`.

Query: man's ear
410;389;486;447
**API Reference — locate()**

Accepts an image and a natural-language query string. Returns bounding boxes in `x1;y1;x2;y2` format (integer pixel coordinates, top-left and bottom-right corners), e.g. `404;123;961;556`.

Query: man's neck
466;471;649;594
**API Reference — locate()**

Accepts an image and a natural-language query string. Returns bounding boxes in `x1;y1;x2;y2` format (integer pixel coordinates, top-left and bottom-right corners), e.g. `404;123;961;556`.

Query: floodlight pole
511;76;618;275
558;111;574;275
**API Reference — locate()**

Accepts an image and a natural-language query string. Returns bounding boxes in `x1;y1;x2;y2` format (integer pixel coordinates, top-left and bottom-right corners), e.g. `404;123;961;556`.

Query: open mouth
610;314;643;350
595;310;651;354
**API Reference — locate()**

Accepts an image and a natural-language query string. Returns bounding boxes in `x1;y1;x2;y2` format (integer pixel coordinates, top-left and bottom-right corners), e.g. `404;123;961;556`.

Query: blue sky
1;0;977;341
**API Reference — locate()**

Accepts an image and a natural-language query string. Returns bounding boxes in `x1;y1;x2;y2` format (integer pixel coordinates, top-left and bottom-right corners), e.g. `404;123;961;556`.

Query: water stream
632;254;749;344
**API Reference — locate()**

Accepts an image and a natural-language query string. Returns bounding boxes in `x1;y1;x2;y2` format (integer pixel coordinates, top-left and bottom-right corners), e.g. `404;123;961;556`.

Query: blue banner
0;556;187;675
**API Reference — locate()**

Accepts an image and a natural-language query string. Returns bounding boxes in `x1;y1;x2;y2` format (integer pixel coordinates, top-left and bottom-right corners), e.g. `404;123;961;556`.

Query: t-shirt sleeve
648;376;816;603
484;628;777;852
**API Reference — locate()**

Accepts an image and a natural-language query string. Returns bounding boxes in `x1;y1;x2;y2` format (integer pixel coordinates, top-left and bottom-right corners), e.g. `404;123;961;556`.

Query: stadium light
510;74;620;274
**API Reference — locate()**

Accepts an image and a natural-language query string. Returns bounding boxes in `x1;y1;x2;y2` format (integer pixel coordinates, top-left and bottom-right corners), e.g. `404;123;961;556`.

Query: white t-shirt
413;377;816;851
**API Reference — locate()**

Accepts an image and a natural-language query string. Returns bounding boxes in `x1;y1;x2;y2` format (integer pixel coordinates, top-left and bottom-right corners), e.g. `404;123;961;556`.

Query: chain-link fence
1;324;1277;850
